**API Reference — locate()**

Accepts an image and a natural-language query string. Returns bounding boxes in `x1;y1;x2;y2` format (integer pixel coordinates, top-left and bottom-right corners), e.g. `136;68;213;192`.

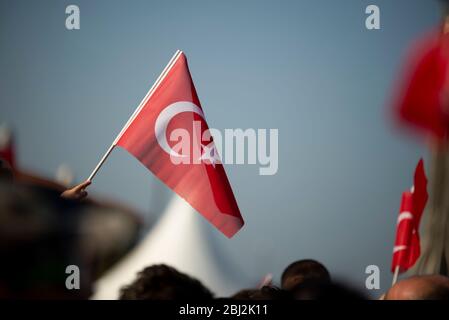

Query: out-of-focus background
0;0;443;296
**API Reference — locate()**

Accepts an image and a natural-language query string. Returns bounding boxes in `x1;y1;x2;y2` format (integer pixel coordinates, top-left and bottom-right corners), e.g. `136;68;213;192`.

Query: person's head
230;289;258;300
291;281;366;300
119;264;214;300
385;275;449;300
281;259;331;291
231;286;291;300
248;286;292;300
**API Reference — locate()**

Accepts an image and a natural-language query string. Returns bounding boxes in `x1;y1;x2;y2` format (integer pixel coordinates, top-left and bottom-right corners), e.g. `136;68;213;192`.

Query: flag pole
86;50;183;182
391;266;400;286
87;144;115;181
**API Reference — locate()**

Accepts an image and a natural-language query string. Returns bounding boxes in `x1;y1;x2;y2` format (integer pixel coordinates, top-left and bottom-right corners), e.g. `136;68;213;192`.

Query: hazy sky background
0;0;443;295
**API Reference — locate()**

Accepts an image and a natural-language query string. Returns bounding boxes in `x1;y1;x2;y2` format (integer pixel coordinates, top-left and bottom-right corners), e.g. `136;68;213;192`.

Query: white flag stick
391;265;400;286
87;50;183;182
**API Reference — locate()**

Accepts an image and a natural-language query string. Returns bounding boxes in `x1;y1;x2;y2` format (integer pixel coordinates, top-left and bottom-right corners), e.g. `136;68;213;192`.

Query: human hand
60;180;91;201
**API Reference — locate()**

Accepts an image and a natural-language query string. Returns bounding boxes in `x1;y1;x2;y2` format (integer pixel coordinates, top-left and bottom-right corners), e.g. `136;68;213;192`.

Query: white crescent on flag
154;101;205;158
397;211;413;224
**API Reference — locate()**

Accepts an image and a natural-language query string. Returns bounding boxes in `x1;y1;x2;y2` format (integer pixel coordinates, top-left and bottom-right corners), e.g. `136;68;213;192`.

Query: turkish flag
116;51;244;238
394;31;449;142
391;159;428;273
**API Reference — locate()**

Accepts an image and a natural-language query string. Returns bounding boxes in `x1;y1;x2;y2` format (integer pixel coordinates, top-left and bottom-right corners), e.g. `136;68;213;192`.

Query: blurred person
1;155;142;296
0;182;93;299
119;264;214;300
281;259;331;292
385;275;449;300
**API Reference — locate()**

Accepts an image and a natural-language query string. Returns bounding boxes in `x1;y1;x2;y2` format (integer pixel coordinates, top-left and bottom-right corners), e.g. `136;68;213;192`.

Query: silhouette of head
385;275;449;300
281;259;331;291
119;264;214;300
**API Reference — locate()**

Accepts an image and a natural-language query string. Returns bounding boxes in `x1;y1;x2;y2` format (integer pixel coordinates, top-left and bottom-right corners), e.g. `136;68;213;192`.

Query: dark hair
119;264;214;300
281;259;331;290
291;281;366;300
230;289;258;300
248;286;293;300
231;286;291;300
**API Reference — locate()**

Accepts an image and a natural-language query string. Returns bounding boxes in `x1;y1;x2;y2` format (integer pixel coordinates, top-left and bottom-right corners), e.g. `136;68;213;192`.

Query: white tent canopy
92;195;247;299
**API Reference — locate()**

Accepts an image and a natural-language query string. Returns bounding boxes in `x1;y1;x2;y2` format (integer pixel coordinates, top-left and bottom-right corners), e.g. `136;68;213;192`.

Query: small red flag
0;126;16;169
116;51;244;238
391;159;428;273
393;31;449;142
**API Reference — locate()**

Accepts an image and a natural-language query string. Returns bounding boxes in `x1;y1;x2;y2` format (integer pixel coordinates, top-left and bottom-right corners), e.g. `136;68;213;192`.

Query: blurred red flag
391;159;428;273
0;126;16;169
394;31;449;142
116;51;244;238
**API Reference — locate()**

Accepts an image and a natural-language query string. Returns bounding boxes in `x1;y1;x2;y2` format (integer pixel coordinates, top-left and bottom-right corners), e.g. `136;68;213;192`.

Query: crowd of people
117;261;449;300
1;158;449;300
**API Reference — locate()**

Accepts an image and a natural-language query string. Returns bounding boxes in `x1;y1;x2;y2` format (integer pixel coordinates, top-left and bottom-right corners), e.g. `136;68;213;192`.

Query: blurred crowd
1;158;449;300
119;261;449;300
0;158;142;299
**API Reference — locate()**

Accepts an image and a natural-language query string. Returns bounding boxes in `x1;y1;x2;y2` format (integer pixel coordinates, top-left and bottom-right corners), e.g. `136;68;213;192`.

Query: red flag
0;125;16;169
391;159;428;273
116;51;244;238
393;31;449;142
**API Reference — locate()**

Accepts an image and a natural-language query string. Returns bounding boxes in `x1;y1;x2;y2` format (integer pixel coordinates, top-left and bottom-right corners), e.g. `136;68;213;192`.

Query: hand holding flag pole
61;180;91;201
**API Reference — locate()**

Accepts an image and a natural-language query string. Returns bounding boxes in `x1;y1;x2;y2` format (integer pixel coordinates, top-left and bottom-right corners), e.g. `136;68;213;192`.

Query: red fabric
117;52;244;238
0;130;15;169
391;159;428;273
394;32;449;142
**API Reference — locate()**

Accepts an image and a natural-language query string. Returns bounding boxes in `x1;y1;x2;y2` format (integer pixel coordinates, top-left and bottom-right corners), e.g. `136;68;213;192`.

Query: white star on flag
199;143;221;168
